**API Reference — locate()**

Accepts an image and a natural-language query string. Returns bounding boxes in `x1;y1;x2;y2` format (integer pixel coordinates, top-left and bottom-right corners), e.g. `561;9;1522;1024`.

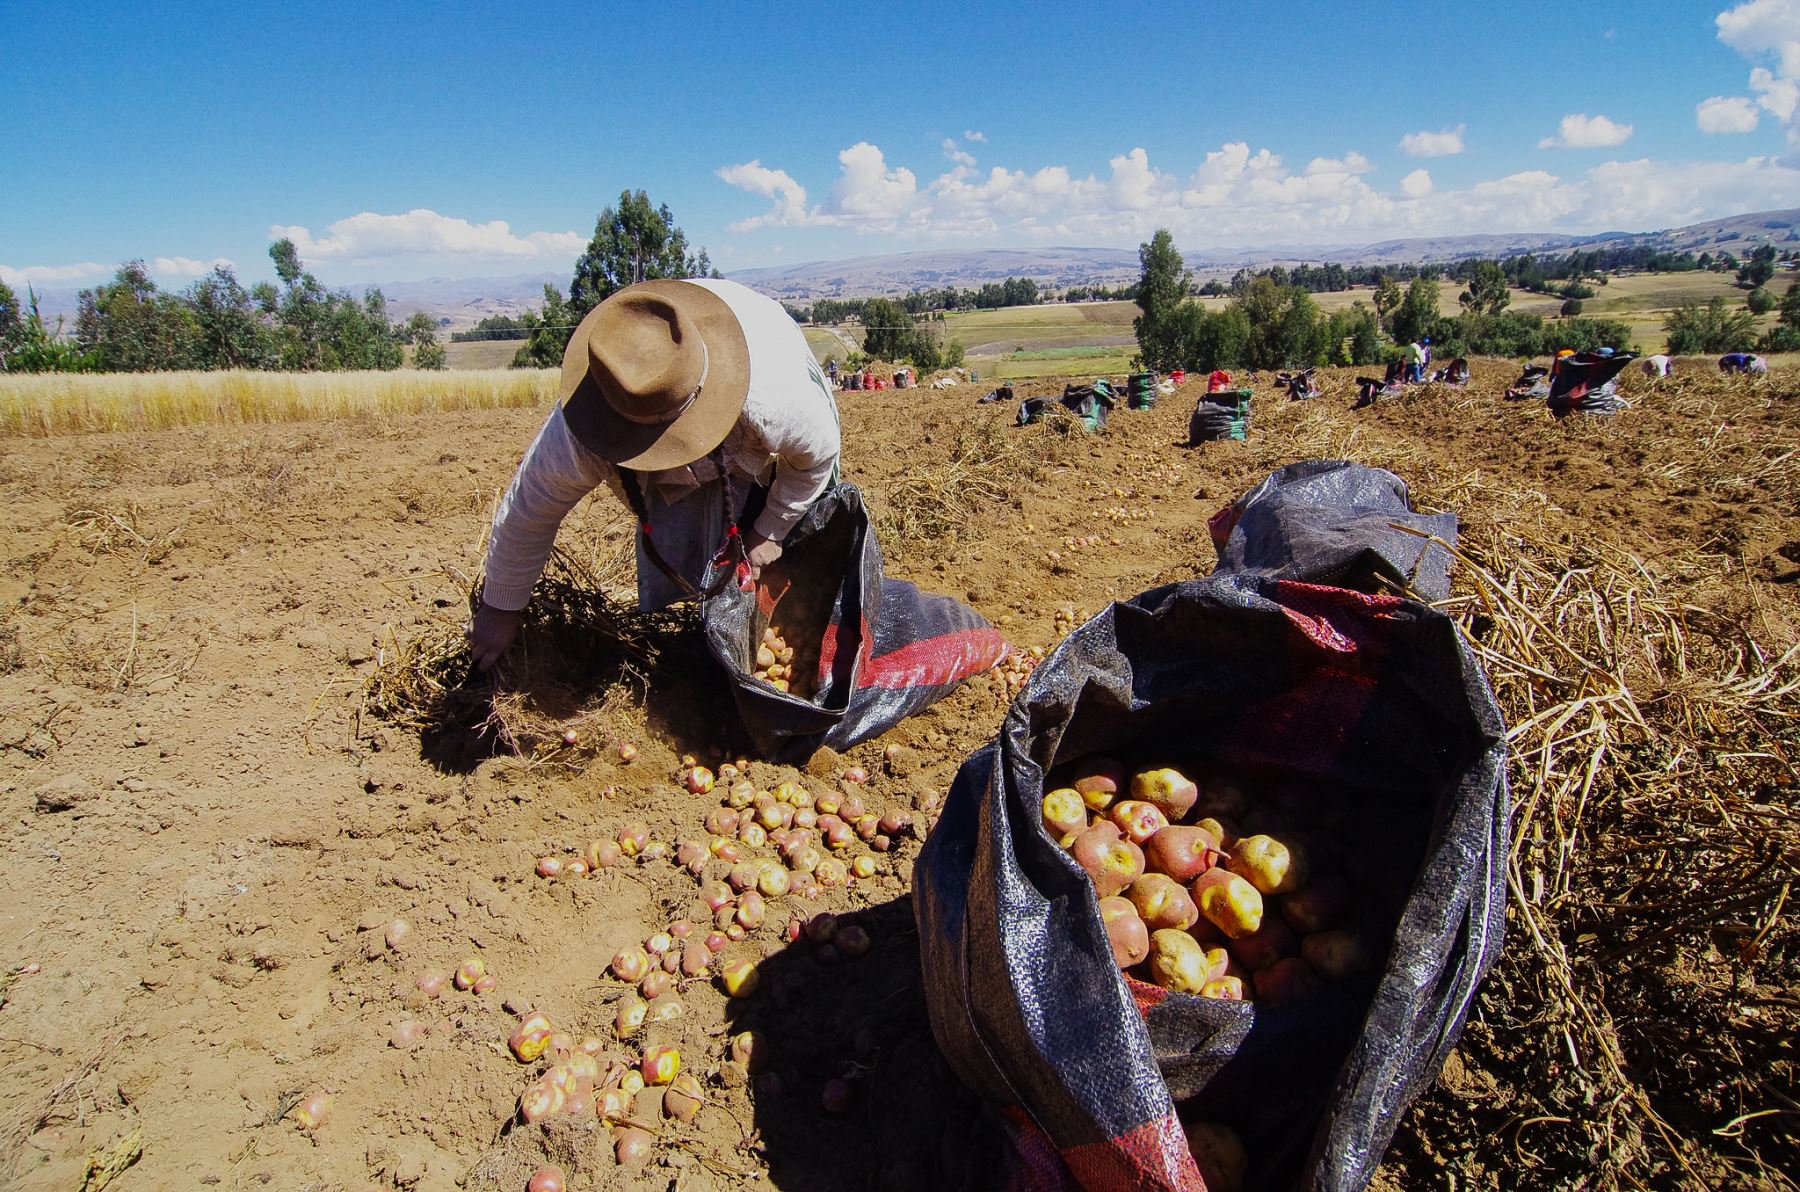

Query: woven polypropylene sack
1206;461;1458;601
914;462;1508;1191
1187;390;1252;444
702;483;1006;762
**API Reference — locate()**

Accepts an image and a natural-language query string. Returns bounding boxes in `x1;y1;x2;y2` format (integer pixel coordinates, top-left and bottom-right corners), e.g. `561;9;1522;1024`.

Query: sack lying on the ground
702;483;1007;761
914;461;1508;1191
1018;384;1116;433
1546;352;1635;418
1186;390;1251;443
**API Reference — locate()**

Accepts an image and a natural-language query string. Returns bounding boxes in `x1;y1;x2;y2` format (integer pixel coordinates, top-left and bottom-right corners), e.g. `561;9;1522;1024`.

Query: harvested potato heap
1047;757;1381;1006
498;759;928;1166
752;625;808;696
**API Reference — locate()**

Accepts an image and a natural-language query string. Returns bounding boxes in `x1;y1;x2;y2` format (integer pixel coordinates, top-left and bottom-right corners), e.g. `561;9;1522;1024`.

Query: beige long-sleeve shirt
481;279;840;611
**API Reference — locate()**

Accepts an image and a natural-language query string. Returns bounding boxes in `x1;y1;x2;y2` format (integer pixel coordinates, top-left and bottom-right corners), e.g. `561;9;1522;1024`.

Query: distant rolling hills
27;209;1798;330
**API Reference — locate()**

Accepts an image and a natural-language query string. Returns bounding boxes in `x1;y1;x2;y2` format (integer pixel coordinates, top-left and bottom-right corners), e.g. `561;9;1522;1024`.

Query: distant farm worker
1641;354;1672;379
861;365;873;390
1404;339;1426;383
827;358;839;387
469;279;840;670
1718;351;1768;375
1549;347;1576;379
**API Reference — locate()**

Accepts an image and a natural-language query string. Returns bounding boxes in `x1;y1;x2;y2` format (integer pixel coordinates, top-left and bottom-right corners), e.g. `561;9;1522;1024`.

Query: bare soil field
0;359;1794;1190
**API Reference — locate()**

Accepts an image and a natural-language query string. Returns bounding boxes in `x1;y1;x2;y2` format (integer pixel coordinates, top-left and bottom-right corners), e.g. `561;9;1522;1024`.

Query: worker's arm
472;406;610;668
742;381;841;574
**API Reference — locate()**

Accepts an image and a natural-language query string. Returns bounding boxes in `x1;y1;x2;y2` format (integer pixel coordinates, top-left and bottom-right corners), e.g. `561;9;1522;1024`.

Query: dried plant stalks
359;549;690;763
1392;472;1800;1186
871;415;1066;545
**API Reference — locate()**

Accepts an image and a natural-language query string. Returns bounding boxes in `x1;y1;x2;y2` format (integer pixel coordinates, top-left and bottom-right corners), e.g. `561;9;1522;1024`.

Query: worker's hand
743;531;784;582
469;602;524;671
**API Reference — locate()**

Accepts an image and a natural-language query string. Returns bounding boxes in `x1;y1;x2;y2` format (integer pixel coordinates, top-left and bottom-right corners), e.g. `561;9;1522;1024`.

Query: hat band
615;340;710;426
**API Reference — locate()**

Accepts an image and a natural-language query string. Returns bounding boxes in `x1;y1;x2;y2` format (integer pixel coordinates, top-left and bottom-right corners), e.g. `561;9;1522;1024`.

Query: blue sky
5;0;1800;291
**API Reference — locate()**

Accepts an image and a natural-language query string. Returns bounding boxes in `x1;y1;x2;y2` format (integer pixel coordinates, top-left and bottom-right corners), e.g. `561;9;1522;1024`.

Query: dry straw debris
360;548;689;767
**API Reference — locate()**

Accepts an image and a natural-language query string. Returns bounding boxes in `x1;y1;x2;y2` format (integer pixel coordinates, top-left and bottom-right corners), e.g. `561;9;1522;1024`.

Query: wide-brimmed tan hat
559;280;751;471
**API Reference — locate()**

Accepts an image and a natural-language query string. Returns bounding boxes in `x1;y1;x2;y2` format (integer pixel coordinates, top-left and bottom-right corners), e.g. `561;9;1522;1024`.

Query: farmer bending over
470;279;840;670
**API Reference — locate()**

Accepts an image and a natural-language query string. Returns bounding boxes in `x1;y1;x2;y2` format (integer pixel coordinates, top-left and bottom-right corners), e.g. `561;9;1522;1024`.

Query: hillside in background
24;209;1800;329
736;208;1800;298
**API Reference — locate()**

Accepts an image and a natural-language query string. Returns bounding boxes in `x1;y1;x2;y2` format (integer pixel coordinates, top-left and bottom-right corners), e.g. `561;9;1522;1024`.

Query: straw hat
560;280;751;471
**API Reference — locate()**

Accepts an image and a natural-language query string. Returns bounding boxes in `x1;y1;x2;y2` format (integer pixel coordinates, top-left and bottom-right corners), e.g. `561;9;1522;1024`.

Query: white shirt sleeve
481;405;615;610
750;386;840;541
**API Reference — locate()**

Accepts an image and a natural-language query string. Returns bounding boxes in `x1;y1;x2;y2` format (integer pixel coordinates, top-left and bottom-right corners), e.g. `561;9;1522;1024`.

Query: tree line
0;241;447;373
1132;230;1638;373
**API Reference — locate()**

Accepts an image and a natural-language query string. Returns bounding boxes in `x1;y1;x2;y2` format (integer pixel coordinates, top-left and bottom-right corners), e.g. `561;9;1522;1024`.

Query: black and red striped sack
914;461;1508;1190
702;482;1007;762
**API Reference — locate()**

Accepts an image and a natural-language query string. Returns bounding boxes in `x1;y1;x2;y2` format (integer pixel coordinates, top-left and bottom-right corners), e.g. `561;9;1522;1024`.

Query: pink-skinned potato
1146;929;1213;993
1226;834;1308;896
1071;756;1127;811
1069;821;1144;898
1301;929;1373;982
1190;869;1263;939
1107;799;1170;846
1041;788;1088;840
1186;1121;1248;1192
1130;768;1198;821
1125;873;1198;932
1098;896;1150;968
1199;975;1246;1001
1226;915;1297;972
1142;824;1224;884
1252;956;1325;1004
1279;873;1352;934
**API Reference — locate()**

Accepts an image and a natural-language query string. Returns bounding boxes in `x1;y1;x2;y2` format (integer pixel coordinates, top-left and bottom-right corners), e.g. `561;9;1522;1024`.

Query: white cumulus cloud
963;130;986;142
942;138;976;167
153;256;235;278
1538;113;1635;148
1304;152;1372;176
268;209;584;264
1698;95;1761;131
715;140;1800;250
717;161;811;231
1399;125;1466;157
1718;0;1800;76
0;261;110;287
1712;1;1800;155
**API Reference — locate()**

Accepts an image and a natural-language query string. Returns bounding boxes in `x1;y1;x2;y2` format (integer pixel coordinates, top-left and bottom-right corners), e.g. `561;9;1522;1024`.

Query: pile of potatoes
1045;757;1380;1004
506;1009;699;1168
752;625;806;695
